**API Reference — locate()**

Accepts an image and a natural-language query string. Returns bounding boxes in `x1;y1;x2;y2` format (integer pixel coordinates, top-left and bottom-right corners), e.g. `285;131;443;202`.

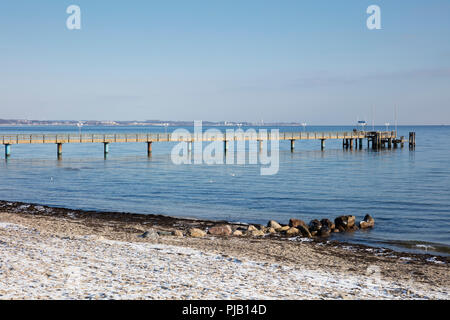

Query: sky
0;0;449;124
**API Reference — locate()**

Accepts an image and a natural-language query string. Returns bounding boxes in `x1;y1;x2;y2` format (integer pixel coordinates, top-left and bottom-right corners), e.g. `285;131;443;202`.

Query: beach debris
172;230;184;237
284;227;300;236
188;228;206;238
208;225;232;236
334;215;356;231
359;214;375;229
232;230;243;236
267;220;282;229
139;229;159;239
289;218;307;229
157;230;172;236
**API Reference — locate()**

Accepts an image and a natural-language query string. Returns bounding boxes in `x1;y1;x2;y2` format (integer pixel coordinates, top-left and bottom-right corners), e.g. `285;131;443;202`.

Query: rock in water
208;225;232;236
289;218;308;229
297;225;312;238
309;219;322;232
359;214;375;229
267;220;282;229
285;227;300;236
188;228;206;238
318;225;331;237
348;216;356;228
320;219;335;230
334;215;356;231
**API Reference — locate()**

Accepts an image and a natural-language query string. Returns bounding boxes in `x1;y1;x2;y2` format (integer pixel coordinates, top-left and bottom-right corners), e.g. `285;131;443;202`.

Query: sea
0;124;449;256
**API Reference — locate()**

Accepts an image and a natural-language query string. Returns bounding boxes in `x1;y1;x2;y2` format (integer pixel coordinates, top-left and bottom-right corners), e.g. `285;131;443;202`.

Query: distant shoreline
0;121;448;127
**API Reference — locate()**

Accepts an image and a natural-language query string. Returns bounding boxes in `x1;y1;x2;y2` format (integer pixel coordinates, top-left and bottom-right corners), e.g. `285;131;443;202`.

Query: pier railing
1;130;406;157
0;131;397;145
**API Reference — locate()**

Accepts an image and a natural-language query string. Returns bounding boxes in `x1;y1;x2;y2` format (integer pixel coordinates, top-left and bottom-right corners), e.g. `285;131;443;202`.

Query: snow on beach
0;220;448;300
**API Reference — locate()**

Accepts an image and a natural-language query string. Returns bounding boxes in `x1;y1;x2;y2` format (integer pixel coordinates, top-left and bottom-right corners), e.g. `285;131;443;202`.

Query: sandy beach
0;202;448;300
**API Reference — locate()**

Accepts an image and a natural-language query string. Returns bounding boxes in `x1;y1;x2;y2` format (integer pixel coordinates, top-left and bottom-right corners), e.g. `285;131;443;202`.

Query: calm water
1;125;449;256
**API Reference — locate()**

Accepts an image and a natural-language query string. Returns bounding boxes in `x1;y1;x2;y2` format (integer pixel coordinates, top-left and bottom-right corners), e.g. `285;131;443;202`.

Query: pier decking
1;130;413;158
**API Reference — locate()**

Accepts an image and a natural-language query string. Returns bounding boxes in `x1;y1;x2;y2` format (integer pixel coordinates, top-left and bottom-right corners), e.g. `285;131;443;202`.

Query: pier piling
104;142;109;156
320;139;325;150
57;143;63;157
4;144;11;157
409;132;416;148
147;141;153;156
343;139;349;149
290;139;295;152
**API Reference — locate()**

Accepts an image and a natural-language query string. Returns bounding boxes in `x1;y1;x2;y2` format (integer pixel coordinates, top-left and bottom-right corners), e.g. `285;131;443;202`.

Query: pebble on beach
208;225;232;236
172;230;184;237
233;230;243;236
140;229;159;239
188;228;206;238
249;229;265;237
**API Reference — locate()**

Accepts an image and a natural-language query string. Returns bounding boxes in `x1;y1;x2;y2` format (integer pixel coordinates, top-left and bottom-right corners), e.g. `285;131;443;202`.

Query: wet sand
0;201;448;299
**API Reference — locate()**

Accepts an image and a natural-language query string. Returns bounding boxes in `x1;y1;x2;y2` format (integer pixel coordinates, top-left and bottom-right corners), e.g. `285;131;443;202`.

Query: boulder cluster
170;214;375;239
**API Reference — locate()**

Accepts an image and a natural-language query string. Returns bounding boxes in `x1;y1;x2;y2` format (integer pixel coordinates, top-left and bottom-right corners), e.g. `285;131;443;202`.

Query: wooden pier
1;130;413;158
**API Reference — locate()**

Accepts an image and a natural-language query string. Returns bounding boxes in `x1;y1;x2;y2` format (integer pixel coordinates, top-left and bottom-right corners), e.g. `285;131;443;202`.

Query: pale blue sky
0;0;449;124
